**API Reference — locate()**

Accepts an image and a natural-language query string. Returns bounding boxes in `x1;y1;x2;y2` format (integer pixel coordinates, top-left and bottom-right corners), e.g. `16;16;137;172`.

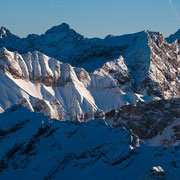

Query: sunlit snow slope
0;48;142;121
0;25;180;120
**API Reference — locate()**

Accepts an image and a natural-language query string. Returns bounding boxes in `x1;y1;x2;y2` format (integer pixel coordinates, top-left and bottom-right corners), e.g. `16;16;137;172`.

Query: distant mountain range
0;24;180;179
0;24;180;72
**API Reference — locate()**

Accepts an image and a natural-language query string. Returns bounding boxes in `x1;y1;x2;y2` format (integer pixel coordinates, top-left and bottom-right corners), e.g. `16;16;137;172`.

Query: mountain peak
0;26;20;41
166;28;180;43
59;22;70;29
45;23;71;34
0;26;8;38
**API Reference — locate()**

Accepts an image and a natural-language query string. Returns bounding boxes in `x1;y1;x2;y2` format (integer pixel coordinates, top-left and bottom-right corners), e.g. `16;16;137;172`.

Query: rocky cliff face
146;32;180;98
105;98;180;146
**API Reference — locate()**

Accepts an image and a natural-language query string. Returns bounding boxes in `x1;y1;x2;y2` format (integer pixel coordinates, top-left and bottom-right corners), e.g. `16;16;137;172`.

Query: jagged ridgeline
0;24;180;179
0;24;179;146
0;24;180;120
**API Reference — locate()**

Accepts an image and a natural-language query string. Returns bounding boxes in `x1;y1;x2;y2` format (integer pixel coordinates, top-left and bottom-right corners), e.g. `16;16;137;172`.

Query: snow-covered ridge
0;24;179;99
0;23;179;73
0;24;180;140
0;35;180;120
0;105;179;179
0;24;180;179
0;48;143;121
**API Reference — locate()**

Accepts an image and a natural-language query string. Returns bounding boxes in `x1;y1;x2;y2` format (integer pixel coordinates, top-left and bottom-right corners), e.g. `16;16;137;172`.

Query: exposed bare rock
106;98;180;146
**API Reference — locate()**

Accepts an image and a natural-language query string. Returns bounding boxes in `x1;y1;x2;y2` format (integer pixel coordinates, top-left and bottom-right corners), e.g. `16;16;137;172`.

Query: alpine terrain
0;24;180;179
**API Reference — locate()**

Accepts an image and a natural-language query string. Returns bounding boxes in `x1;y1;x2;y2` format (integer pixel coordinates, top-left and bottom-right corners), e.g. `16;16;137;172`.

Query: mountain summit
45;23;71;34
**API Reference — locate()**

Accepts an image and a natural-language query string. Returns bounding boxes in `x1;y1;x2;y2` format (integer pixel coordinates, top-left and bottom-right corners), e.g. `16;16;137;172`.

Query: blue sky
1;0;180;38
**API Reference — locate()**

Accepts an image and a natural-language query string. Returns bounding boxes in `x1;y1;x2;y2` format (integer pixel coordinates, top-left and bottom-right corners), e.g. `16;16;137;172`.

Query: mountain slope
0;34;180;120
166;29;180;44
0;48;142;120
0;47;180;146
0;24;179;74
0;105;179;180
1;23;140;71
105;98;180;146
0;24;180;179
0;24;179;98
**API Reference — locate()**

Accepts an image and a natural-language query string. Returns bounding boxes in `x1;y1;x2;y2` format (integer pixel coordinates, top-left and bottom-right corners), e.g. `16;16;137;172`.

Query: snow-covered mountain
0;26;180;119
0;36;179;120
0;105;179;179
0;23;179;74
0;23;180;95
0;46;179;147
0;47;143;121
0;24;180;179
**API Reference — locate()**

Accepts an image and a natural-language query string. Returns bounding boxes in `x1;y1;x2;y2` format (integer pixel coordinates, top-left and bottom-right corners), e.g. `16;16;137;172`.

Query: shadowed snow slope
0;105;179;180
